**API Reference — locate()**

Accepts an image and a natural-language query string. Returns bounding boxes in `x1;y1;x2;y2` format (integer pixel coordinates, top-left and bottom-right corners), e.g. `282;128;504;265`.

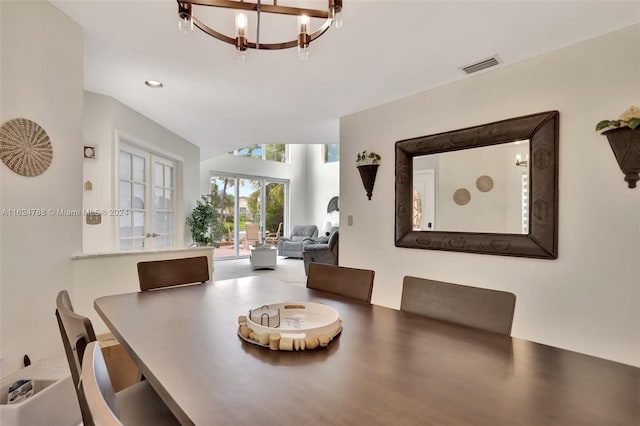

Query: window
234;144;287;162
118;143;177;251
323;144;339;163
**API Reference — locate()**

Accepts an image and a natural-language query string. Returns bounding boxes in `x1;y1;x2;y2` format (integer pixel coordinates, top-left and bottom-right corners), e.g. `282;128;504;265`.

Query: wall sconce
356;150;381;200
357;164;379;200
84;180;93;191
602;127;640;188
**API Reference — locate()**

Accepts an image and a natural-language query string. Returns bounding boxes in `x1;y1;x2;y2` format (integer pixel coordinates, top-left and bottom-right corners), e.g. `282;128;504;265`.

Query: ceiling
51;1;640;160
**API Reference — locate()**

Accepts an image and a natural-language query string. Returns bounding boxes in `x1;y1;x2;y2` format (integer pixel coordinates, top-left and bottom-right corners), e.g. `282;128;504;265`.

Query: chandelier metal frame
177;0;342;51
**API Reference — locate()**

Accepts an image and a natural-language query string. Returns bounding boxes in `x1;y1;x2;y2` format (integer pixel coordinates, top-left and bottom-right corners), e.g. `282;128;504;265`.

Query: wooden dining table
94;276;639;425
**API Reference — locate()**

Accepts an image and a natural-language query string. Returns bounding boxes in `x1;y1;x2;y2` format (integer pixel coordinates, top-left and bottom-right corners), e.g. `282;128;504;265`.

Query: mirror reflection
413;140;529;234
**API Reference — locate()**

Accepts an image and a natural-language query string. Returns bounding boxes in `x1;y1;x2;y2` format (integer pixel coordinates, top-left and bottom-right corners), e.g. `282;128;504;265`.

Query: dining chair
243;223;260;248
400;276;516;335
137;256;210;291
264;222;283;246
306;263;375;303
81;341;179;426
55;290;96;424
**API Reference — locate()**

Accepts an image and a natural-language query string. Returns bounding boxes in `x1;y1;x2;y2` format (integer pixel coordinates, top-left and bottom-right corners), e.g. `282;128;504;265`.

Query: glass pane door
211;175;236;258
118;144;176;251
210;174;288;259
119;148;147;251
264;181;285;247
152;156;176;249
238;178;261;256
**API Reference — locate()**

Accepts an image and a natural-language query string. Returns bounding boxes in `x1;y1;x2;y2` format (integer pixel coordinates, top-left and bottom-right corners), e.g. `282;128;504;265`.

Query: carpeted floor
212;256;307;287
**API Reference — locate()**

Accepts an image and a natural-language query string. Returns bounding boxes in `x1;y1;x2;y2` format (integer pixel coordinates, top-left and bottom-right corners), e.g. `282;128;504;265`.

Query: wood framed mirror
395;111;558;259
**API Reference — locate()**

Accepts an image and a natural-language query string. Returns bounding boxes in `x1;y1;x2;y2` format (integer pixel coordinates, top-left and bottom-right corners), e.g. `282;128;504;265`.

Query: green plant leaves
596;118;640;132
186;194;222;247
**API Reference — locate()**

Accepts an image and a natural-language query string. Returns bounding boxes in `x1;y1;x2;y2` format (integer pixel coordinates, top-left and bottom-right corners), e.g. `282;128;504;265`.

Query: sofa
303;227;339;275
277;225;318;258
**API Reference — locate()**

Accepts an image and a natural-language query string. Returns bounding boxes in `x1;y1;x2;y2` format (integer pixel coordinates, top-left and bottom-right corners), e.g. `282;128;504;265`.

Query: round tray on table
238;302;342;351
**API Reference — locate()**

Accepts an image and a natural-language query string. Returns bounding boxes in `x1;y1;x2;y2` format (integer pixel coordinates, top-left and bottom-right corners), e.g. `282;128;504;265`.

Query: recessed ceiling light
145;80;163;88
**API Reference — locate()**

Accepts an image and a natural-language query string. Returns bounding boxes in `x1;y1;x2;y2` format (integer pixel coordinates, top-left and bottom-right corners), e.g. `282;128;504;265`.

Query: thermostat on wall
83;145;96;159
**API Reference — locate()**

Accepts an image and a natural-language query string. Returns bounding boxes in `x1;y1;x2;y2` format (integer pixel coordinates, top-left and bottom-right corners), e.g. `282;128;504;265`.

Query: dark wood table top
94;277;639;425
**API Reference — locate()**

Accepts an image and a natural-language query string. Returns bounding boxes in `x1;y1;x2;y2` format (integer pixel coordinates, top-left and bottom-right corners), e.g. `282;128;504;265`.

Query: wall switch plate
348;215;353;226
86;212;101;225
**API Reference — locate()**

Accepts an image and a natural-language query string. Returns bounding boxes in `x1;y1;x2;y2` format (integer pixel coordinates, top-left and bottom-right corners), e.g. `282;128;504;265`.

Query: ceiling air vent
461;56;500;74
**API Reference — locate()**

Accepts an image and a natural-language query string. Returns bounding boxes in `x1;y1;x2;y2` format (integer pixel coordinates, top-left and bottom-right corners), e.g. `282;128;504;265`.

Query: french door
210;173;287;259
118;144;176;251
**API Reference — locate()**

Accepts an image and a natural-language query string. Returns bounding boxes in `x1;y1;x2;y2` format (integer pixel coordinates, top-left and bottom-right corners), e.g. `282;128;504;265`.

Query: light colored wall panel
340;25;640;366
1;0;83;375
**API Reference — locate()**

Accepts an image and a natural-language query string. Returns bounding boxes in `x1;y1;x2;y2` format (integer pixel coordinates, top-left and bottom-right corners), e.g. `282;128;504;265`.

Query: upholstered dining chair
81;341;179;426
306;263;375;303
400;276;516;335
137;256;210;291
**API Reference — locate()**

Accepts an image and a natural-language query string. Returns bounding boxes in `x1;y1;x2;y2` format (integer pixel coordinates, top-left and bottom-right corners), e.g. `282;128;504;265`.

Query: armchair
303;228;339;275
277;225;318;258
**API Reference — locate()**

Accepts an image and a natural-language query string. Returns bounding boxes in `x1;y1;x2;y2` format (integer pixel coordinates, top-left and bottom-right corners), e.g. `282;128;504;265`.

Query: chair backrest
137;256;210;291
81;341;123;426
55;290;97;425
290;225;318;239
245;223;260;241
400;276;516;335
273;222;283;238
307;263;374;303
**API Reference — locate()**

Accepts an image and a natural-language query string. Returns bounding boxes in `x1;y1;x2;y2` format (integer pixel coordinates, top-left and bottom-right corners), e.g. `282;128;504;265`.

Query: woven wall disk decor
453;188;471;206
0;118;53;177
476;175;494;192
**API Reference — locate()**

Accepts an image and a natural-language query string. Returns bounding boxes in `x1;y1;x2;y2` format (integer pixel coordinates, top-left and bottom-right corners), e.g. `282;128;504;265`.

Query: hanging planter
602;127;640;188
596;106;640;189
356;150;381;200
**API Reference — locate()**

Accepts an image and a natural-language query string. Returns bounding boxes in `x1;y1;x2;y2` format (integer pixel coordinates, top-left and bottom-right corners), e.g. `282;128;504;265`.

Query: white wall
83;91;201;252
200;145;339;235
340;25;640;366
306;145;340;231
1;1;84;375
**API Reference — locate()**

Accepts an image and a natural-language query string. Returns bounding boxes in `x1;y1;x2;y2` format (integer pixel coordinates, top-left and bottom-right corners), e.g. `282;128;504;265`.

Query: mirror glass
413;140;529;234
395;111;558;259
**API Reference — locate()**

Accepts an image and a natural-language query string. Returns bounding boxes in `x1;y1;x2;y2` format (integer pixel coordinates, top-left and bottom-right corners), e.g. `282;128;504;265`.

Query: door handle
146;232;160;238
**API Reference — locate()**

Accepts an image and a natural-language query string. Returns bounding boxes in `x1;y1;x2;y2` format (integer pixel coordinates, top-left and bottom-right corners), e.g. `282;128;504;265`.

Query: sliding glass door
211;174;288;259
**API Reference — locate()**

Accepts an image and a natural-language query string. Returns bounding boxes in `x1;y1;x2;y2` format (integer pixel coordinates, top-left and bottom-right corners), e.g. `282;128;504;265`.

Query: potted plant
596;105;640;188
356;150;381;200
186;195;224;246
356;150;381;165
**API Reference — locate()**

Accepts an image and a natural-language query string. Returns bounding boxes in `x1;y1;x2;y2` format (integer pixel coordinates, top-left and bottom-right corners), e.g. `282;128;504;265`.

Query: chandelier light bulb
235;12;248;51
236;12;247;37
297;15;311;61
299;15;310;35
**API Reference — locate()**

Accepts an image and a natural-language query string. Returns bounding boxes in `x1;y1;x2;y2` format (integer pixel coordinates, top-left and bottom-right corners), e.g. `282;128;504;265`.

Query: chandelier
177;0;343;60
